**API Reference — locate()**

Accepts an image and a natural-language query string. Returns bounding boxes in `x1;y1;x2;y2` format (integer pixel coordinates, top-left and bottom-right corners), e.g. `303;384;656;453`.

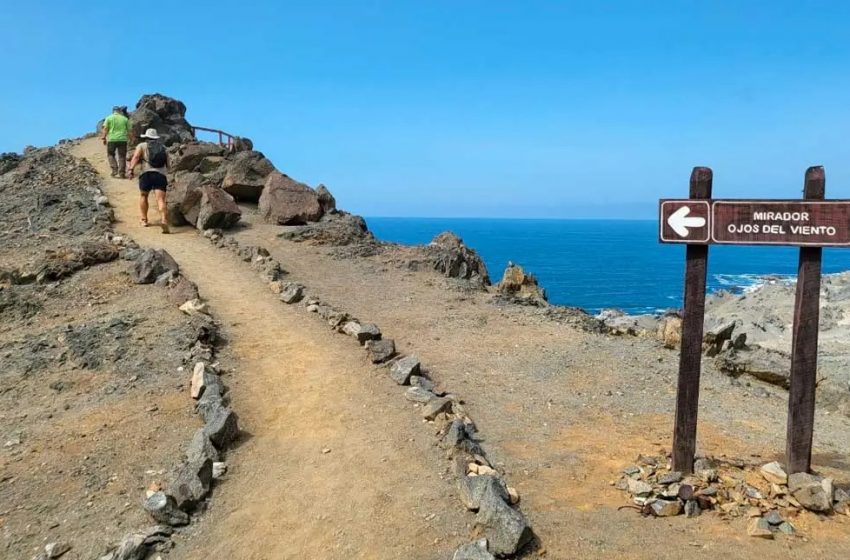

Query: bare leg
139;192;149;225
154;189;170;233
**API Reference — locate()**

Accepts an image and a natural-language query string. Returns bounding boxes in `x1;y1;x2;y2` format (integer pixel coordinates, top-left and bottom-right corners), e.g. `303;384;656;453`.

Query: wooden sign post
659;166;839;474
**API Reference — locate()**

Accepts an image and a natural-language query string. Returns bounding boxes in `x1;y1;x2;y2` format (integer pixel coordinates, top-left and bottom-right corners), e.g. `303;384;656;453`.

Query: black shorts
139;171;168;192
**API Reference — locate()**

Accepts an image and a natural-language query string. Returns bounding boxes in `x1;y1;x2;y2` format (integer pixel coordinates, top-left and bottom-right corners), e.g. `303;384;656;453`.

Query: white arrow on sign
667;206;707;237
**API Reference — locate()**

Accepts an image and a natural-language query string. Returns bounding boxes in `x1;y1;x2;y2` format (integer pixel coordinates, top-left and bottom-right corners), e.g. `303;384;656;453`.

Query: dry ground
228;209;850;558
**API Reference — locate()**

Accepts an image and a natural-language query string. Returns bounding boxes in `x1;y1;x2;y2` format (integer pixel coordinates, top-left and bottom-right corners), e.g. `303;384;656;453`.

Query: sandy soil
225;207;850;559
73;138;469;560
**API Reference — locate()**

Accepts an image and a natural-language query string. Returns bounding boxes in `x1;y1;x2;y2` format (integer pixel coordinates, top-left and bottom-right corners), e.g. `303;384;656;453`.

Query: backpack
147;140;167;168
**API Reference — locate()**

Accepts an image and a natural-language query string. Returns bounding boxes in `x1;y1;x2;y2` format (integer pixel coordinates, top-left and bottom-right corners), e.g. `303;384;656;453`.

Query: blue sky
3;1;850;218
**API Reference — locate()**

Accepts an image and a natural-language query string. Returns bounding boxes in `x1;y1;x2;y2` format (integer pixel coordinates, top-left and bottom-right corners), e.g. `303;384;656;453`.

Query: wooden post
785;166;825;473
672;167;713;473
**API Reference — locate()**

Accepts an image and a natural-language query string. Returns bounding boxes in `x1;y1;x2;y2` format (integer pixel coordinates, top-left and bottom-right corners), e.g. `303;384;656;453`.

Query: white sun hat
141;128;160;139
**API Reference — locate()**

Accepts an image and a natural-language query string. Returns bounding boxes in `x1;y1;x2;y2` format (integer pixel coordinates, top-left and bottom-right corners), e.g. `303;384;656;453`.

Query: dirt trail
229;212;850;558
72;138;468;559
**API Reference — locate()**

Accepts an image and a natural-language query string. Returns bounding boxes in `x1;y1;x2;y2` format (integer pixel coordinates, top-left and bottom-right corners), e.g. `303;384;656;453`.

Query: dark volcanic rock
277;211;373;246
428;232;490;286
203;404;239;447
459;475;509;511
167;171;206;226
130;93;195;146
714;345;791;388
474;484;533;555
390;355;420;384
366;338;396;363
169;142;225;173
259;171;323;225
222;151;276;201
171;458;213;511
143;492;189;526
196;186;241;230
131;249;179;284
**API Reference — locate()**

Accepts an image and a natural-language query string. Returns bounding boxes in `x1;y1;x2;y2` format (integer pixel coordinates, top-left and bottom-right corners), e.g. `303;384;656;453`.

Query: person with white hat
128;128;170;233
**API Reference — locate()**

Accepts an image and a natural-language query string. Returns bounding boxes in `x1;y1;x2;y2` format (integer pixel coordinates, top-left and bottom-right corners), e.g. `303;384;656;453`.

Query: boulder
474;484;533;556
366;338;395;363
166;275;200;306
143;492;189;526
277;211;373;246
131;249;179;284
167;171;205;226
422;397;452;420
495;263;547;306
130;93;194;146
316;184;337;213
342;322;381;344
222;151;275;201
169;142;225;173
258;171;323;225
196;186;241;230
427;232;490;286
405;386;435;403
390;356;420;385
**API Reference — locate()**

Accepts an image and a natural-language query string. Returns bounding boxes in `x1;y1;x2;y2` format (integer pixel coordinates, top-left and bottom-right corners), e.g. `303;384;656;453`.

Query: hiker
127;128;170;233
101;105;130;178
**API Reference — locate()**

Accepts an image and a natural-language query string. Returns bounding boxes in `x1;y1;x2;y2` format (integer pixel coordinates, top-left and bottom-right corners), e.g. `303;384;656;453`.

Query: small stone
452;538;495;560
477;465;497;477
459;475;508;510
405;386;435;403
474;485;533;556
764;510;783;525
421;397;452;420
746;507;762;518
390;356;421;385
651;499;683;517
658;471;683;485
212;462;227;479
744;485;763;499
760;461;788;485
186;429;219;464
268;280;285;294
279;283;304;304
366;339;395;363
171;458;213;511
179;299;209;315
789;472;833;512
684;499;700;518
409;375;435;391
355;323;381;344
777;521;795;535
747;517;774;539
203;405;239;448
622;465;641;476
506;486;520;505
44;542;71;558
697;468;718;483
322;447;331;454
306;304;319;313
627;478;653;497
190;362;207;399
143;492;189;526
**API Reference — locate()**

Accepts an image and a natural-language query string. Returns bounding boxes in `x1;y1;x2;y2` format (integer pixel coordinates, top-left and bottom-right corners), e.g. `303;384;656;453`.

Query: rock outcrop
259;171;323;225
427;232;490;286
130;93;195;146
169;142;226;173
495;263;547;306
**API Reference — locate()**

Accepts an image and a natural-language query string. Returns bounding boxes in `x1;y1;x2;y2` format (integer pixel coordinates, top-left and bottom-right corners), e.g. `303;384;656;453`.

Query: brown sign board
659;199;850;247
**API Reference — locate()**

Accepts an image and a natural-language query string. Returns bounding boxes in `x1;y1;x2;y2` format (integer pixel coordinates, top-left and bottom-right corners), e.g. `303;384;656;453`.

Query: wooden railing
191;126;237;149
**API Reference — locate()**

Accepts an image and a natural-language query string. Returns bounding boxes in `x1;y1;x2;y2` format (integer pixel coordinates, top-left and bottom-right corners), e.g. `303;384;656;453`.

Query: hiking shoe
160;222;170;234
118;173;126;179
110;171;117;178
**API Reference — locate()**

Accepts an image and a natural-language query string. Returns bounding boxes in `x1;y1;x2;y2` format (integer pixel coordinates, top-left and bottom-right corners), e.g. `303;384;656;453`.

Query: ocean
367;218;850;314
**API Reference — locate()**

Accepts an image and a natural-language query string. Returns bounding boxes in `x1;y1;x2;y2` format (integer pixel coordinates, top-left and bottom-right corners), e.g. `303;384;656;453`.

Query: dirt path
72;138;468;559
229;212;850;558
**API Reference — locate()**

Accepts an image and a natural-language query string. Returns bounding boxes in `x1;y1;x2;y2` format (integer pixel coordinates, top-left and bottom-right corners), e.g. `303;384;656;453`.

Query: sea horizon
366;216;850;315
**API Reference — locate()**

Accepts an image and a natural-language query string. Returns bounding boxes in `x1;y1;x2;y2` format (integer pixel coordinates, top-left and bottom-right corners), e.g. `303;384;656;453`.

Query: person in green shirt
101;106;131;178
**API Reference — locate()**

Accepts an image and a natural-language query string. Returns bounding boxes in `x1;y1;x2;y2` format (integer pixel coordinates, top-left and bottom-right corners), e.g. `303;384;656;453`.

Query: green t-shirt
103;113;130;143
